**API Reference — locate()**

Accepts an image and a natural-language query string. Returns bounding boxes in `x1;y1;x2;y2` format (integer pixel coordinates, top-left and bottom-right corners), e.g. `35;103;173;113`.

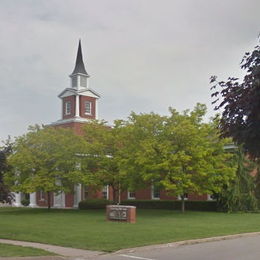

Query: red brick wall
62;96;76;119
160;190;177;200
55;122;86;136
188;194;208;200
117;188;152;201
108;186;113;201
117;188;209;202
79;96;96;119
65;193;74;207
136;188;152;200
81;185;104;200
121;191;128;201
93;190;103;199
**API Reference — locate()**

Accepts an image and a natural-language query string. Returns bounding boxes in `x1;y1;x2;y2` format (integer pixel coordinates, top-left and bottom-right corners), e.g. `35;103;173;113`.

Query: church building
51;40;100;134
12;41;208;208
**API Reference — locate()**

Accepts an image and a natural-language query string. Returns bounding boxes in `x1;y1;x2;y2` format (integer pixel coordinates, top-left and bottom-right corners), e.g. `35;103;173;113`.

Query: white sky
0;0;259;141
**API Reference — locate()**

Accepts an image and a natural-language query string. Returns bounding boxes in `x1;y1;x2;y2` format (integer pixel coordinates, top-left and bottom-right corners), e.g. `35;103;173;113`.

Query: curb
116;231;260;254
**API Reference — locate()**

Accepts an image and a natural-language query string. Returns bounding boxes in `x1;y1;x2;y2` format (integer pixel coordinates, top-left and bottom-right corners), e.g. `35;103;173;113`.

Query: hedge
21;198;30;207
121;200;217;211
78;199;217;211
78;199;112;209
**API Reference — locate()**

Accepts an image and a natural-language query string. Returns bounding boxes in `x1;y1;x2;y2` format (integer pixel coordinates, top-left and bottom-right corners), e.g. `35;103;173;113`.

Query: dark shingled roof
71;40;89;76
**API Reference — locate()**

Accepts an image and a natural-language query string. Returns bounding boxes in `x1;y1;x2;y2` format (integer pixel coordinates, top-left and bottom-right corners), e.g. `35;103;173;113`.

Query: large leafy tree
122;111;167;191
126;104;236;212
5;125;84;208
81;120;144;204
210;43;260;159
0;137;13;203
255;165;260;208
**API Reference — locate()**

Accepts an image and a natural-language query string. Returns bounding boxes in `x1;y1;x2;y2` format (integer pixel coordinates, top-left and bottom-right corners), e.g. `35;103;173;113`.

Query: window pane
40;191;46;201
152;185;160;199
72;77;77;88
84;186;88;199
102;186;108;199
85;101;92;115
128;191;136;199
80;76;87;87
65;101;71;115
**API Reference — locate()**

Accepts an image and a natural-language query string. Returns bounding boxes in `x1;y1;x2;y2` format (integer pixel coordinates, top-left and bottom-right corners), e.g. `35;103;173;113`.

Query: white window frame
39;191;45;201
207;194;215;201
128;191;136;200
83;186;88;200
65;101;71;115
177;193;188;200
75;162;81;170
84;101;92;115
102;185;109;200
151;185;160;200
80;75;87;88
72;77;77;88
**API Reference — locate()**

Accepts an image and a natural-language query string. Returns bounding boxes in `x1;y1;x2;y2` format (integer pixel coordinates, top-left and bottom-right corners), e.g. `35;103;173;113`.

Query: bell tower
70;40;89;90
51;40;100;133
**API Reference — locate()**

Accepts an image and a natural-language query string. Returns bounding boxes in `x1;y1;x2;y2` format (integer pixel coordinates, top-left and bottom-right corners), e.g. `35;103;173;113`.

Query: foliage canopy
211;43;260;159
124;104;236;211
5;125;84;208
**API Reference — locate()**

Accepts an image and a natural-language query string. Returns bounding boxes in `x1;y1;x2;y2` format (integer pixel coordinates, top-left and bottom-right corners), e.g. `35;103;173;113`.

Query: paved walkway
0;257;64;260
0;239;103;259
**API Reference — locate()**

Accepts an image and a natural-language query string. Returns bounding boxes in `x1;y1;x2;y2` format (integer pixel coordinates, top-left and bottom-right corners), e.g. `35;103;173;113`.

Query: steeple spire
71;40;89;76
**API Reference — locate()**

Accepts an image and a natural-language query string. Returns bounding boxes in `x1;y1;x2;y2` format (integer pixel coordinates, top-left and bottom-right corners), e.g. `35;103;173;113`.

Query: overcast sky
0;0;259;141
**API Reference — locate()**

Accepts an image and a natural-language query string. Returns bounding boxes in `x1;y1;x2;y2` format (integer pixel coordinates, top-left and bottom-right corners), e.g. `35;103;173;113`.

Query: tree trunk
118;183;121;205
112;187;118;204
47;191;51;210
181;195;185;213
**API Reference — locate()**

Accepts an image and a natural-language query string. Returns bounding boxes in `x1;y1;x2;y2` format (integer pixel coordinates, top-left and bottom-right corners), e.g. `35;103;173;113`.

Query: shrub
21;199;30;207
78;199;112;210
121;200;217;211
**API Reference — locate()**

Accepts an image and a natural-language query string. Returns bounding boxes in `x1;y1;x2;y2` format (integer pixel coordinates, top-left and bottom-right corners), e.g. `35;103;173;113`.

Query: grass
0;207;260;252
0;243;56;257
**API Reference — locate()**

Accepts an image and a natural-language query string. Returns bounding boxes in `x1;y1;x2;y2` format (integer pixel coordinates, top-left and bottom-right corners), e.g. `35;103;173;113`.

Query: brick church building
13;41;208;208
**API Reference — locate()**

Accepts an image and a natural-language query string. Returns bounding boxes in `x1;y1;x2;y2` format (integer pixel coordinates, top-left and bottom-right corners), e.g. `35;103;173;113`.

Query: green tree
0;137;13;203
5;125;84;209
210;42;260;159
126;104;236;212
255;163;260;208
122;111;167;195
217;146;258;212
81;120;145;204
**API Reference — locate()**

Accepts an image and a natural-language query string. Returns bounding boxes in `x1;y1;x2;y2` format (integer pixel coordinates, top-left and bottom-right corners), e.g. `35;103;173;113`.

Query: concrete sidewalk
0;239;103;259
0;257;64;260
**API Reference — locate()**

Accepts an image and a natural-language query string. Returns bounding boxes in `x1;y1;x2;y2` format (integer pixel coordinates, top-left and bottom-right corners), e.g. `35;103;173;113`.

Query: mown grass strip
0;243;56;257
0;207;259;252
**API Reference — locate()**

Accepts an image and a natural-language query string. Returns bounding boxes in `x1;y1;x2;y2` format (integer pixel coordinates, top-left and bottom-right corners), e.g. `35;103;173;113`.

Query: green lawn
0;208;260;252
0;243;56;257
